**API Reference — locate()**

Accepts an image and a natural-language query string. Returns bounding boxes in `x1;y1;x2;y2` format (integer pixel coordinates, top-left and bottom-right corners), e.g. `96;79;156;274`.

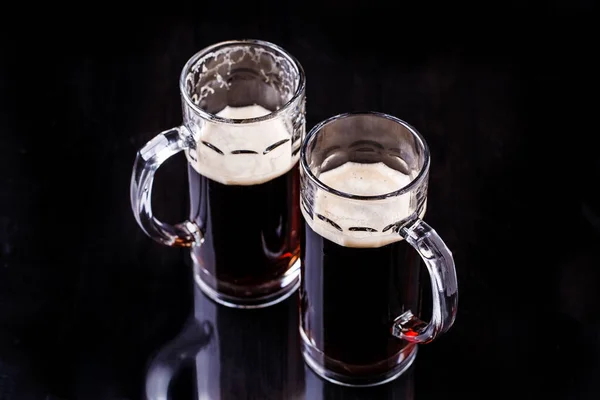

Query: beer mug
299;112;458;386
131;40;306;308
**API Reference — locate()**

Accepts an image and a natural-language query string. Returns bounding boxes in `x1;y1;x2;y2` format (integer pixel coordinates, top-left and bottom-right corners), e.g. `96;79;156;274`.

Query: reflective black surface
145;285;415;399
1;10;598;400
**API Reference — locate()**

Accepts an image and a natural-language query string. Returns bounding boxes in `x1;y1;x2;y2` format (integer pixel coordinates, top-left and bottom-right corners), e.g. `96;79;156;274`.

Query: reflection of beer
188;105;301;300
300;162;422;375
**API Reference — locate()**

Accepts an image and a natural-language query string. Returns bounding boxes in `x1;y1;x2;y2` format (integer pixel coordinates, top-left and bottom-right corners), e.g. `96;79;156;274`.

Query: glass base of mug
300;329;418;387
192;258;300;309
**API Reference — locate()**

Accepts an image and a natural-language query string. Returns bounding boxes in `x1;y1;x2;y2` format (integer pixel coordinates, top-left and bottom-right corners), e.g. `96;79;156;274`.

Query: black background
1;7;599;399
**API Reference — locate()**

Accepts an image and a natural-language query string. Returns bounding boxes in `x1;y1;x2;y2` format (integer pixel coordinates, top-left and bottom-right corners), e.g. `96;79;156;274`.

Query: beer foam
303;162;421;248
187;105;297;185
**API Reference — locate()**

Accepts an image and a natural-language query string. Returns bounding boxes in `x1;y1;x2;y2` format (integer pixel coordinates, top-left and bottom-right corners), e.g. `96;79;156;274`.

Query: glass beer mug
299;112;458;386
131;40;306;308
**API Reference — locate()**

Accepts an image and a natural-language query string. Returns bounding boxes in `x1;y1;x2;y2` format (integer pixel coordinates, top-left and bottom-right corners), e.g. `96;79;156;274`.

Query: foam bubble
303;162;423;248
187;105;297;185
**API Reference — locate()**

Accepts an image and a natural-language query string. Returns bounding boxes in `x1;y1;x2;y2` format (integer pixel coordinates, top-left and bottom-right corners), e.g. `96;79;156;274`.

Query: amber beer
300;224;421;370
189;164;300;297
184;101;303;305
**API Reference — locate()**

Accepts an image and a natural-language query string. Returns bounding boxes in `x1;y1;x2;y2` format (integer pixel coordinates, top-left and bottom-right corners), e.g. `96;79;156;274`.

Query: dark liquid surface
188;165;300;291
300;222;422;367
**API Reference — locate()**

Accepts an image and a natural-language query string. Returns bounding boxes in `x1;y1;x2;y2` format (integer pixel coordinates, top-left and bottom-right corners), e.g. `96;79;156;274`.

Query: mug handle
145;320;213;400
392;218;458;344
130;126;202;247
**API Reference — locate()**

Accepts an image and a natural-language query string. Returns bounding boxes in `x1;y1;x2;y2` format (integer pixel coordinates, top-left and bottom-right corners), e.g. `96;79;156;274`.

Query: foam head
303;162;423;248
187;105;297;185
300;113;430;248
180;41;305;186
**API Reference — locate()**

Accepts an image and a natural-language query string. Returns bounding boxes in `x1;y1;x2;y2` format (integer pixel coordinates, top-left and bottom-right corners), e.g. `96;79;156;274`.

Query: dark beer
300;161;423;377
300;224;421;374
188;164;300;298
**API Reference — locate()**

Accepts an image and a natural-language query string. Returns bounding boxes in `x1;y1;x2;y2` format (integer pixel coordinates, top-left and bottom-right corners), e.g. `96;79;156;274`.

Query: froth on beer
186;105;298;186
303;162;423;248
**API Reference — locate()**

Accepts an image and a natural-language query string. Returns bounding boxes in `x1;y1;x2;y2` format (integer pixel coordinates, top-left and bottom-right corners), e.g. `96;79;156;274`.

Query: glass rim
300;112;431;201
179;39;306;125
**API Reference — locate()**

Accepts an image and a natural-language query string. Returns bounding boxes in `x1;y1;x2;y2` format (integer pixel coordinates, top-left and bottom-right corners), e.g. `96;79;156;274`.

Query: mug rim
179;39;306;125
300;112;431;201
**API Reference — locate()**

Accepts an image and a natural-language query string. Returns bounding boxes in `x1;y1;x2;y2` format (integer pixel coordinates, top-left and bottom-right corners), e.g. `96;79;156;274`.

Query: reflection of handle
392;219;458;344
130;126;202;247
145;320;213;400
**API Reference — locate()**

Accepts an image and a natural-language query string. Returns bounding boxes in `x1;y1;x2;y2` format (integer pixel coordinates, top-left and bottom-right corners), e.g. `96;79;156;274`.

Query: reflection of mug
304;363;415;399
130;40;306;309
299;113;458;386
145;288;305;400
144;287;414;399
